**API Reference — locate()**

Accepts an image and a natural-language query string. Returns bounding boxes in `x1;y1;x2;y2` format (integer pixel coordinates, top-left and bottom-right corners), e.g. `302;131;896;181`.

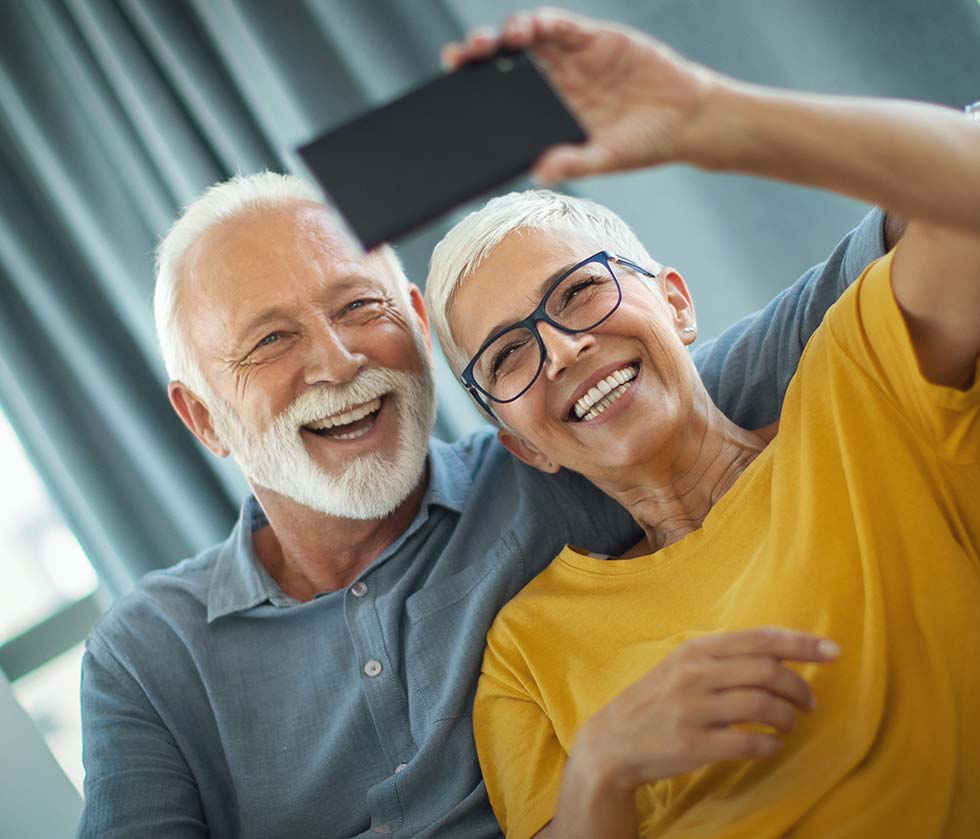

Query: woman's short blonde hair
425;190;655;384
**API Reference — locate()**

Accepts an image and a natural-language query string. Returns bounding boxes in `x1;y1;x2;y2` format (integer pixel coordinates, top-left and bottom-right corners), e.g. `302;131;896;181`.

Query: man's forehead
179;202;392;347
185;203;384;289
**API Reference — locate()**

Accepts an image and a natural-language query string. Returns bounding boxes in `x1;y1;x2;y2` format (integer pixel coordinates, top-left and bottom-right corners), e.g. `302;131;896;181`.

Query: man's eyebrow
232;274;380;349
479;259;579;348
234;305;296;349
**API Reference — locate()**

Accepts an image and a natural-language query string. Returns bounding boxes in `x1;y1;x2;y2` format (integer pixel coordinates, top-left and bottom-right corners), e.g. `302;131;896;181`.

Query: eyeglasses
460;250;657;416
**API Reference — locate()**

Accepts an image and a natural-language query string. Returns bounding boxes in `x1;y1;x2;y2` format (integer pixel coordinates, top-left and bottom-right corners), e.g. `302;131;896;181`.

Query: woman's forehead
473;226;604;286
451;227;605;348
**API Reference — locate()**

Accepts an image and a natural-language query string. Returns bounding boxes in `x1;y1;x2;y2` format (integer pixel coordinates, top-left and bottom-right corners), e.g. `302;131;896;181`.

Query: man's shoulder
441;427;638;551
86;542;224;665
446;426;601;500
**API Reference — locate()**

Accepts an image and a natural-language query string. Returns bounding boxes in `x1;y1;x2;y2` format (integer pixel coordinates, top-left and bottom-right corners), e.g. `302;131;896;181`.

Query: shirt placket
345;574;416;835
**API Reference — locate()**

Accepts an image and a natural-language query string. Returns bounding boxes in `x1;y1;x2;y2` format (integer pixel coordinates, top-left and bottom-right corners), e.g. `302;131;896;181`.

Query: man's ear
497;428;560;474
168;381;230;458
407;283;434;355
659;268;698;341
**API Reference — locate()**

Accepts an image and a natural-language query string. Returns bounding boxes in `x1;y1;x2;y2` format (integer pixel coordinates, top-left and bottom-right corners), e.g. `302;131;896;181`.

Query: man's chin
245;450;424;521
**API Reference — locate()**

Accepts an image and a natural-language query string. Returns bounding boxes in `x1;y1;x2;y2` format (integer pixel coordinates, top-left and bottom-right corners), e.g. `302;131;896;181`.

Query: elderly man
77;162;891;836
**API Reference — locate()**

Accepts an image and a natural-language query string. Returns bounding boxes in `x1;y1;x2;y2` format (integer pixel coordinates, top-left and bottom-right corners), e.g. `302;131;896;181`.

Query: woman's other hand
570;627;840;791
442;8;719;184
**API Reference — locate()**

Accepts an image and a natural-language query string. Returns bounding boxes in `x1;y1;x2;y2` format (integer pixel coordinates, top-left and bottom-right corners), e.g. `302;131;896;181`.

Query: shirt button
372;825;391;834
350;581;368;597
364;659;382;677
394;762;408;775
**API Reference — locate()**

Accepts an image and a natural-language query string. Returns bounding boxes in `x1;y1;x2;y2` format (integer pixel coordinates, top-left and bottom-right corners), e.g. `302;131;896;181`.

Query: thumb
531;142;613;185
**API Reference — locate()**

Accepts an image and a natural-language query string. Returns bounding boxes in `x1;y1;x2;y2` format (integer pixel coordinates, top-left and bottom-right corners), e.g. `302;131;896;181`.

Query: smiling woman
424;8;980;837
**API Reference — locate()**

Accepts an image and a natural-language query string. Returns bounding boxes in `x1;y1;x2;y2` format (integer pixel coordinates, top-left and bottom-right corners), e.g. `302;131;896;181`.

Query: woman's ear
659;267;697;342
497;428;560;474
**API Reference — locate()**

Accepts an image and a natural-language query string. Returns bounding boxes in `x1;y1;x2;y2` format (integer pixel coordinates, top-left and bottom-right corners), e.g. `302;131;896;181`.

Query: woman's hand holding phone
442;8;721;185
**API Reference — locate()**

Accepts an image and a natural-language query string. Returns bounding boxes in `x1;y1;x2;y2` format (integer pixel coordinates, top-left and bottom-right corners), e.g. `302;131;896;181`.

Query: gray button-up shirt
80;433;638;839
78;211;886;838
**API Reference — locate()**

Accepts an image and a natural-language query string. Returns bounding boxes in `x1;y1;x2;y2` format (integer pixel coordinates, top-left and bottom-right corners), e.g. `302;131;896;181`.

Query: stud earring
683;326;697;334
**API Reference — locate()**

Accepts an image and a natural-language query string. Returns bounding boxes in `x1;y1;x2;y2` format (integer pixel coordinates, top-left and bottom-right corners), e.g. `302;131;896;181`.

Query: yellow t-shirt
473;252;980;839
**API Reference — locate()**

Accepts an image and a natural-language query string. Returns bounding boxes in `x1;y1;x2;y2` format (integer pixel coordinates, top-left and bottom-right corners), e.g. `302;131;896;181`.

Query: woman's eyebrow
480;259;580;346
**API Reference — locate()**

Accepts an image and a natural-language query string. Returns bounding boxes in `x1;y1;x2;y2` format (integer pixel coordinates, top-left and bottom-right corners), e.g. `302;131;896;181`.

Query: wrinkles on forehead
449;227;606;360
176;201;387;367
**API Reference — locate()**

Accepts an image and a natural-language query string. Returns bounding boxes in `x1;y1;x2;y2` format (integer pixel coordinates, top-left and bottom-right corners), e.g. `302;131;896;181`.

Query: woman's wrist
675;76;773;172
568;711;639;794
554;732;639;839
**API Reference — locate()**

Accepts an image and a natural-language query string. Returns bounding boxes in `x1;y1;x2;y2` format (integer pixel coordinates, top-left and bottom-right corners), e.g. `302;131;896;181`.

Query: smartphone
296;51;585;249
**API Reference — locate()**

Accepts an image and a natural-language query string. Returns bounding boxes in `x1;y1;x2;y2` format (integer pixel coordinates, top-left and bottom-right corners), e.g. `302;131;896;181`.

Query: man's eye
256;333;279;349
342;298;383;317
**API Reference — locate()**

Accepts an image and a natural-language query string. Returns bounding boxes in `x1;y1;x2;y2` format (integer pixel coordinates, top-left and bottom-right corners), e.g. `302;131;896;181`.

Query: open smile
304;395;386;441
565;362;640;423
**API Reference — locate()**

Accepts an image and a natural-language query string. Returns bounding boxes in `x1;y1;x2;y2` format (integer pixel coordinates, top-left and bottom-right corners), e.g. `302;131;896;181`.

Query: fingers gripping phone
296;51;585;249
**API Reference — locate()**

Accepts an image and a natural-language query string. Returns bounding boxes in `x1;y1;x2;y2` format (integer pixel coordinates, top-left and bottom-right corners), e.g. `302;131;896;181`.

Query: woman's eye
491;339;529;378
560;279;598;309
256;333;279;349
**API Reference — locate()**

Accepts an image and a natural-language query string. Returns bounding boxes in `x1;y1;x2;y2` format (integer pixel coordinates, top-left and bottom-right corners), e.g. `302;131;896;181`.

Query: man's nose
302;321;366;386
538;321;595;382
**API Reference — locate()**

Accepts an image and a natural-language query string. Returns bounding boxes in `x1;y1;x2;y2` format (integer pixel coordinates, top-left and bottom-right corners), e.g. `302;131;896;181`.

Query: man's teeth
307;397;382;431
573;366;638;421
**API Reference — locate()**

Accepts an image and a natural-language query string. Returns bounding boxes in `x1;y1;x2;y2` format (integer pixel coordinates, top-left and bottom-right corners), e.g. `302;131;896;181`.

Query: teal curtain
2;0;978;596
0;0;477;596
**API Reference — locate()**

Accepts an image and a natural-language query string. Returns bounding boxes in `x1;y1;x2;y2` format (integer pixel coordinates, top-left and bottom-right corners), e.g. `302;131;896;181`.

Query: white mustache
281;368;407;429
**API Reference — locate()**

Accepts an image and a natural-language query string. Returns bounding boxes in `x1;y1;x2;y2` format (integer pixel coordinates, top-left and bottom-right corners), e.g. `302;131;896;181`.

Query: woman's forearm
683;81;980;236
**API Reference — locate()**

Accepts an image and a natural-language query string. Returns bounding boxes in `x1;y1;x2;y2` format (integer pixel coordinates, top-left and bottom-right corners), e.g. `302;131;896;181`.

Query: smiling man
76;171;890;838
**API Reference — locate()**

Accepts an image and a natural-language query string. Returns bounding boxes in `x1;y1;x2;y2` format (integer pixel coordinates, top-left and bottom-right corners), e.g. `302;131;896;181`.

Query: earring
683;326;697;334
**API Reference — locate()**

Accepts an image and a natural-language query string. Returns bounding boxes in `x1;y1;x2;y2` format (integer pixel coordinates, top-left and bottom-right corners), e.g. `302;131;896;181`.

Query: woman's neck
599;389;768;554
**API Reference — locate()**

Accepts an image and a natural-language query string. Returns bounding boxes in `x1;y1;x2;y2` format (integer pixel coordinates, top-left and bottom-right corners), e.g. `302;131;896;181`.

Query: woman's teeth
574;365;638;421
306;397;382;437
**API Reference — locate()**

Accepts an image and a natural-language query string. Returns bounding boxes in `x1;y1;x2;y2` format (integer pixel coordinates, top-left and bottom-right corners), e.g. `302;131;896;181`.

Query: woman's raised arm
445;7;980;387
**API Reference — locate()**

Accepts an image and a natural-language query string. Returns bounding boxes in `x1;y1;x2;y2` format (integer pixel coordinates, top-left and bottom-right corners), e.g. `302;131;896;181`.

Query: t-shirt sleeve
825;250;980;464
474;638;567;839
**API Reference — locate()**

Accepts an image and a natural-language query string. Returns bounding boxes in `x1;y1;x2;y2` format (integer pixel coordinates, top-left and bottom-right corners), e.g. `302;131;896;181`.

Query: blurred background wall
0;0;978;815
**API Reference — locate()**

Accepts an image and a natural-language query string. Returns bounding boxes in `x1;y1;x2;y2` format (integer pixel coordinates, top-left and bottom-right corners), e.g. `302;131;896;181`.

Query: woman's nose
538;321;596;382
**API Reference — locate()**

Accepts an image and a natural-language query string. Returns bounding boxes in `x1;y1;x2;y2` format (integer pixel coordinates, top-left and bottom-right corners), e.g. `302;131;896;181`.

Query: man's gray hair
153;171;407;397
425;190;656;381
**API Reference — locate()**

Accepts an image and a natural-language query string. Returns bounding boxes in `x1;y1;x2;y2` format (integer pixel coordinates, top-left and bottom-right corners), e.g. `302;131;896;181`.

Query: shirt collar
206;437;473;622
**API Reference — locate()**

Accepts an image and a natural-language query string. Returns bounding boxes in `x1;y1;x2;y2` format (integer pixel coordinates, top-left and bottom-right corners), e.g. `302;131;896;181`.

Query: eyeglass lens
472;260;620;400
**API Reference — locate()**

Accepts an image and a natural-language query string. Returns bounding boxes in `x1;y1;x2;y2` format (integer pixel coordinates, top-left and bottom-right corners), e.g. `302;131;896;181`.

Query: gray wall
0;670;82;839
439;0;980;343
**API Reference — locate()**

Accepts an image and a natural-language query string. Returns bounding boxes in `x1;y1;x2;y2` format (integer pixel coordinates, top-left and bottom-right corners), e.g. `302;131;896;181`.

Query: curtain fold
0;0;475;594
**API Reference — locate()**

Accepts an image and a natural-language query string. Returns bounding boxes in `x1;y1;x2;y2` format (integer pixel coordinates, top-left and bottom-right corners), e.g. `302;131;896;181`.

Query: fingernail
817;640;840;658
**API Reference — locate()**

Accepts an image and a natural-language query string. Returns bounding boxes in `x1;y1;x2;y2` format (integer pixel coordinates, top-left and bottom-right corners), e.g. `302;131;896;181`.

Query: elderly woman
426;9;980;839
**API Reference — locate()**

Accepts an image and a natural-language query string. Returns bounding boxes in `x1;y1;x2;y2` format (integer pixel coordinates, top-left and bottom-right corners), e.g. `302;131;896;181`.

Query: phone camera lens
495;57;514;73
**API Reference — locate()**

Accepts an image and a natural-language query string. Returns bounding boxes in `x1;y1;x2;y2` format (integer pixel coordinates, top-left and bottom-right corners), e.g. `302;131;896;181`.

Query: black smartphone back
296;52;585;249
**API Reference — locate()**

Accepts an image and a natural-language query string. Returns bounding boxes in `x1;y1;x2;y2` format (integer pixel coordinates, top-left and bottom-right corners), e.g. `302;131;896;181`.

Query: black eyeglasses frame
459;250;656;417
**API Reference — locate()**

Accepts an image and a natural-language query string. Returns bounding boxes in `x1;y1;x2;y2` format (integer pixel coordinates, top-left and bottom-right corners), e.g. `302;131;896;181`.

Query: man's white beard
209;360;436;520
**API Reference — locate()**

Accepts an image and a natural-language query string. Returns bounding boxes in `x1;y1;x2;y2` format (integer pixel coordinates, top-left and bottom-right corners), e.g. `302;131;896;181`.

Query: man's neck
594;390;767;555
250;469;429;601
